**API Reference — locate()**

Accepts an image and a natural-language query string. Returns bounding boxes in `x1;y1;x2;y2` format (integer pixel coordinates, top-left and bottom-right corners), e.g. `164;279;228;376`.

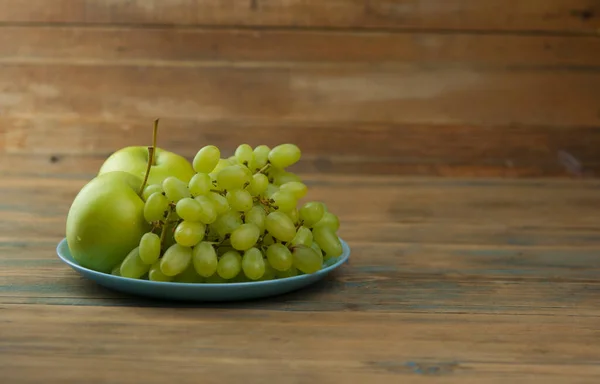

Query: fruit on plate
98;121;194;184
66;171;151;273
66;121;344;283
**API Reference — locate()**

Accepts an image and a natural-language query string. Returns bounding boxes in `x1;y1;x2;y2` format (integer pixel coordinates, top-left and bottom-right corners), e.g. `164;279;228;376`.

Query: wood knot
49;155;60;163
571;8;594;21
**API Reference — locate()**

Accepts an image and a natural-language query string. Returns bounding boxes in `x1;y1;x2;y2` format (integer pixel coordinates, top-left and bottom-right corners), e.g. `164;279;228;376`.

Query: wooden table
2;1;600;382
2;174;600;383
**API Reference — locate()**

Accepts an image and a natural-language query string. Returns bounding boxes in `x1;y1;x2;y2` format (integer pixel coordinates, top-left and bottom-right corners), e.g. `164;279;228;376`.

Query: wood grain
0;0;598;34
2;305;600;384
1;26;600;68
2;175;600;382
1;64;599;127
3;117;600;177
3;175;600;226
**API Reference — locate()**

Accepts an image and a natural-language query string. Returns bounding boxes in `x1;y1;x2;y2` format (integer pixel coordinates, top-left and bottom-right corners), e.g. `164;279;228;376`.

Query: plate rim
56;237;350;288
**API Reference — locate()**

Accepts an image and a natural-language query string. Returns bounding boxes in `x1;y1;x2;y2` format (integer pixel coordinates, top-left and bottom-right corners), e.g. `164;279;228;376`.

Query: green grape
291;226;313;247
142;184;163;201
174;221;205;247
205;273;228;284
173;263;204;283
267;166;283;178
149;261;173;282
279;181;307;200
227;155;237;165
217;250;242;279
120;247;151;279
144;192;169;222
227;189;253;212
111;264;122;276
276;266;298;279
160;244;193;276
208;192;230;215
193;145;221;173
162;176;190;203
265;211;296;242
253;145;271;170
217;165;250;191
270;191;297;212
242;247;265;280
266;243;293;271
192;241;218;277
139;232;161;264
268;144;301;169
230;223;261;251
213;210;243;237
193;195;218;224
245;205;266;232
248;173;269;196
260;261;277;281
175;197;203;222
265;184;279;198
188;173;212;196
273;171;301;186
263;233;275;246
311;242;324;259
292;245;322;274
299;201;325;227
313;225;343;257
210;158;230;178
286;208;300;225
315;212;340;232
235;144;255;168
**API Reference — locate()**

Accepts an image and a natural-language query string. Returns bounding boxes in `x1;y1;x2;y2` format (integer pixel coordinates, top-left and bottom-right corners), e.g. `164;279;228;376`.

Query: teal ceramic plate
56;238;350;302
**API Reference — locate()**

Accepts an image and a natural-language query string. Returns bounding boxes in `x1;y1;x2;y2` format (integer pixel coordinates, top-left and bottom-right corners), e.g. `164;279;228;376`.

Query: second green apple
99;146;195;185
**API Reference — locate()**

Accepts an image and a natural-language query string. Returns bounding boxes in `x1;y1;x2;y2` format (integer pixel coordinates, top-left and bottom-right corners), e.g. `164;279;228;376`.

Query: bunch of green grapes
113;143;343;283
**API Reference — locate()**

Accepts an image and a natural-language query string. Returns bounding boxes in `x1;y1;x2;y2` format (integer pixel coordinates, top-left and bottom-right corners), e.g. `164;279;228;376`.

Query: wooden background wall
1;0;599;179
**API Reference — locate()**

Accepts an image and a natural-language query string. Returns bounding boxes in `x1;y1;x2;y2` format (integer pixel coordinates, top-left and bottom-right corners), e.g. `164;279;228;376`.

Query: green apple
98;146;195;185
66;171;151;273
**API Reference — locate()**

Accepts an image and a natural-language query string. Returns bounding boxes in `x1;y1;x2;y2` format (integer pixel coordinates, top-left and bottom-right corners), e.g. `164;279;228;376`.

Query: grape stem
255;163;271;175
159;210;172;249
138;118;159;195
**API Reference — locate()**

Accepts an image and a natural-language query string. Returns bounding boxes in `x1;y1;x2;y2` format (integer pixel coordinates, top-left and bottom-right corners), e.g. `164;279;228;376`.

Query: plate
56;238;350;302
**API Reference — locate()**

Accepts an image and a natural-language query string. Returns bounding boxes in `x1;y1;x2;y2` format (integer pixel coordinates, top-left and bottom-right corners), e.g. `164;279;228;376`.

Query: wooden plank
1;64;599;128
1;305;599;384
4;152;600;179
3;175;600;227
2;241;600;312
2;26;600;67
2;175;600;222
4;240;600;282
3;119;600;178
0;0;597;34
1;176;600;310
3;215;600;249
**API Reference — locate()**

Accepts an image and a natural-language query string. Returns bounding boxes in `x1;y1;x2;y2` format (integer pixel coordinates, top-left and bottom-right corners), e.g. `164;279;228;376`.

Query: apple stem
138;146;155;196
137;119;159;196
152;119;159;166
